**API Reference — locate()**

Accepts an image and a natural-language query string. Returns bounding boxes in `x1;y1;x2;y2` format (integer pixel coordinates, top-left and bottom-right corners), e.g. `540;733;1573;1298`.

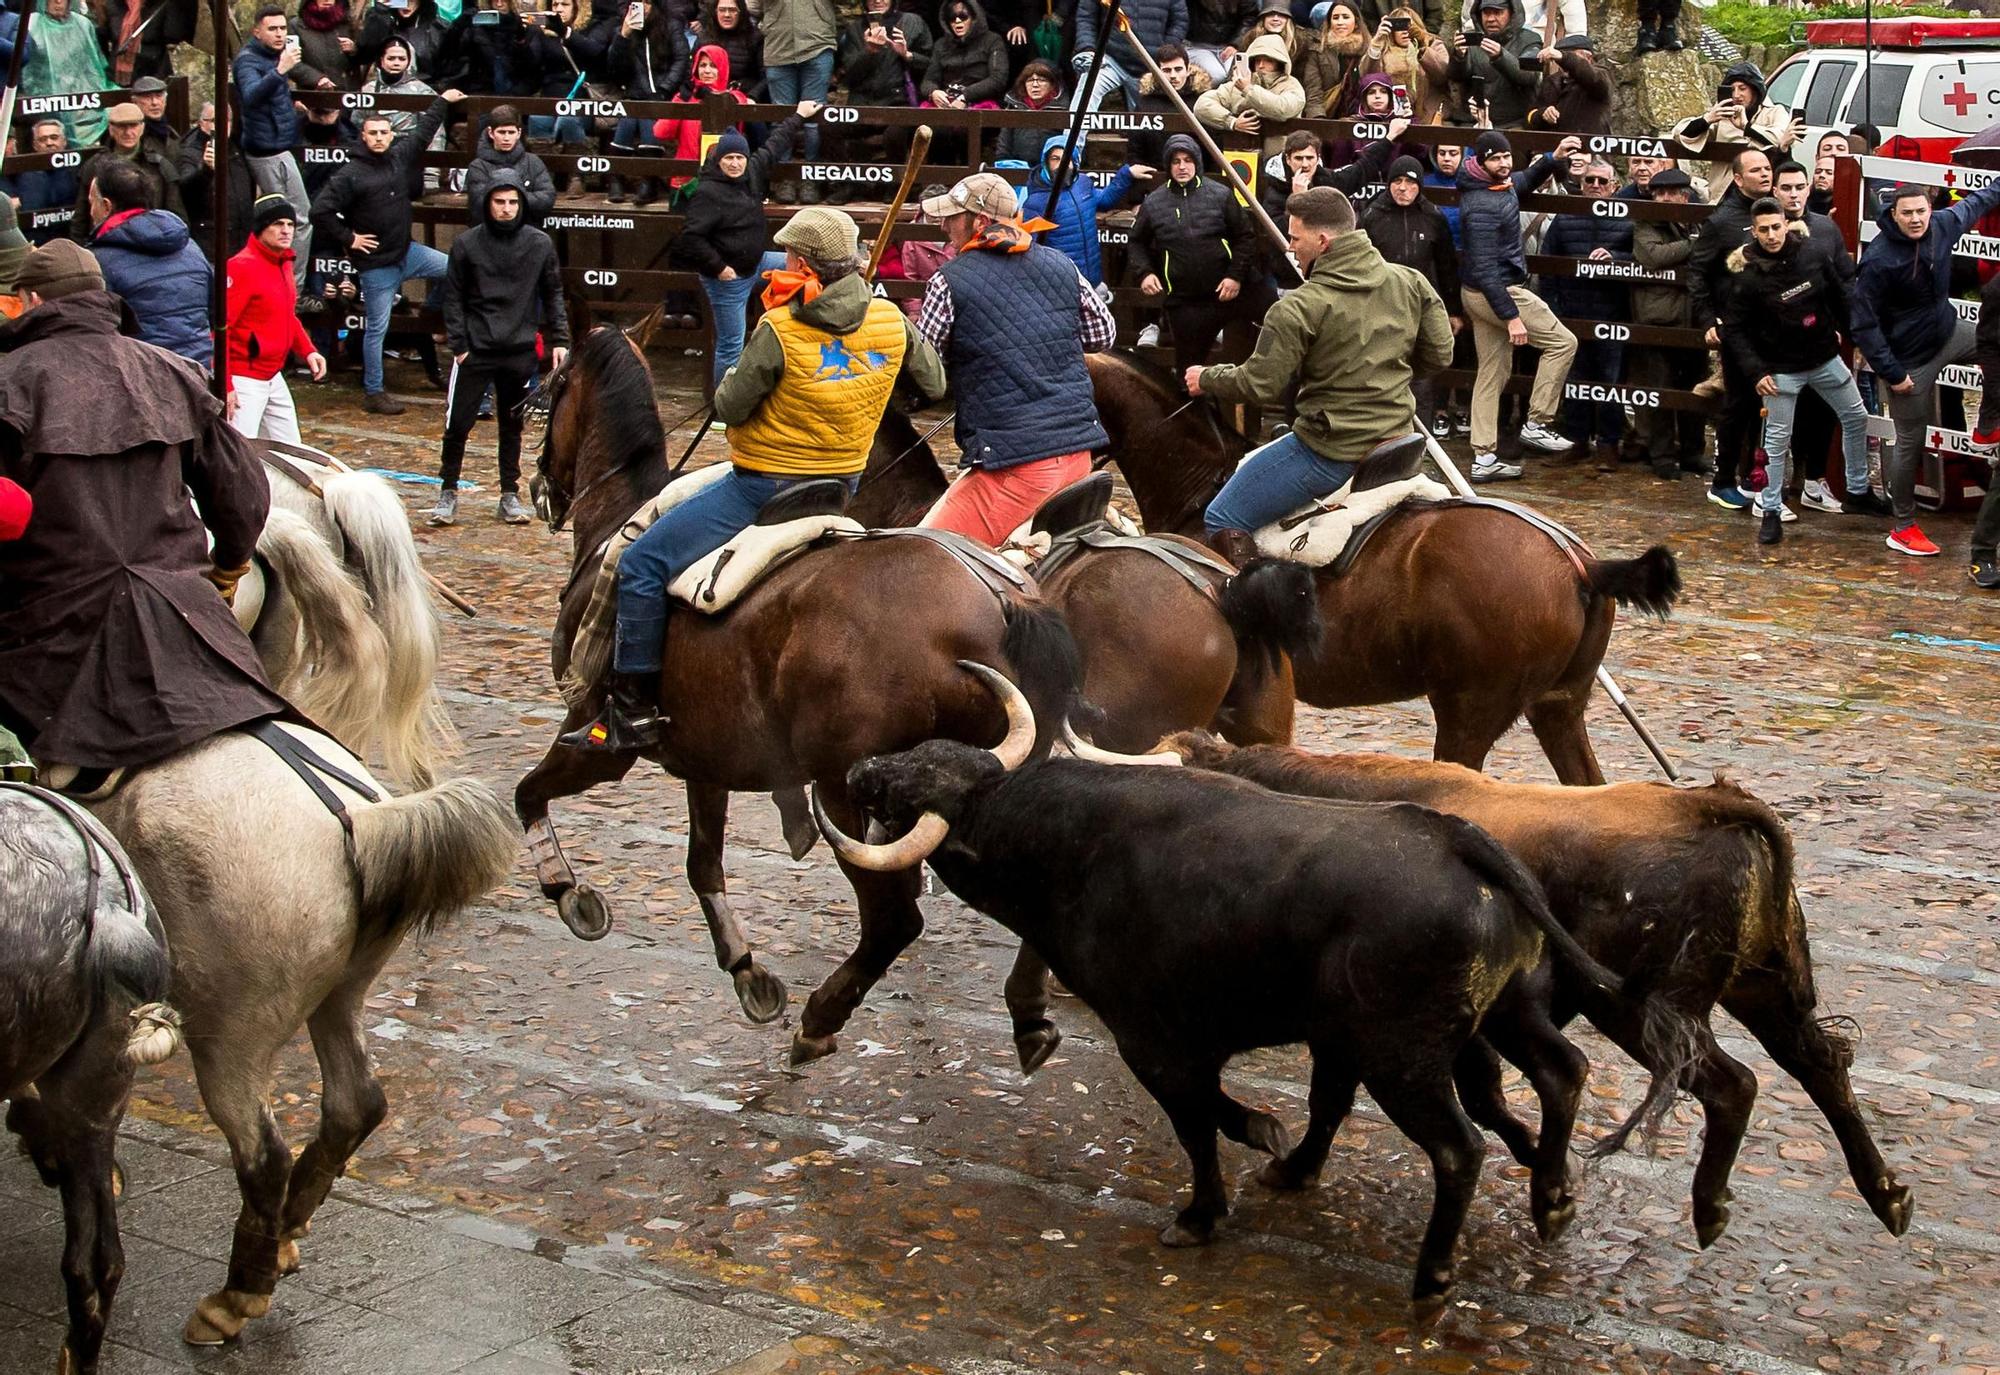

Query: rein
858;411;957;493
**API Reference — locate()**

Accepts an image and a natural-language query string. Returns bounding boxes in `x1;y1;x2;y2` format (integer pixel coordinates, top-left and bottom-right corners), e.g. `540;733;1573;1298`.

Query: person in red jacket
224;194;327;444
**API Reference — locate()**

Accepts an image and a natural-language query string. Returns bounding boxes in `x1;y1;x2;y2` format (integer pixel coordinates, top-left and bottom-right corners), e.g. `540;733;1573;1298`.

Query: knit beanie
252;193;296;234
0;198;28;296
1472;129;1511;160
13;240;104;302
714;129;749;160
1387;155;1425;184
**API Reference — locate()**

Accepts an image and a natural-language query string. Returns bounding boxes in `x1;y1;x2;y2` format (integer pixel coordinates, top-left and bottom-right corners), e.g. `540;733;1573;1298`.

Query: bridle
525;331;707;533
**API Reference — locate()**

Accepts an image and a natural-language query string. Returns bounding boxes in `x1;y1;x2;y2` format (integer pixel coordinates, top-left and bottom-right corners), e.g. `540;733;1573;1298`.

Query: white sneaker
1135;323;1160;348
1800;480;1842;514
1470;455;1523;482
1777;501;1798;523
1518;420;1573;453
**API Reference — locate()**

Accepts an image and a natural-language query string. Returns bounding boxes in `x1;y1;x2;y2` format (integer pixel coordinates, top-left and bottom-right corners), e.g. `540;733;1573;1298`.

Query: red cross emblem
1930;429;1945;448
1945;168;1959;187
1945;81;1978;116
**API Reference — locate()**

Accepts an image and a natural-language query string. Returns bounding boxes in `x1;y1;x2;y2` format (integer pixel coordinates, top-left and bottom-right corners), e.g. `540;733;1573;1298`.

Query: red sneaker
1887;524;1941;557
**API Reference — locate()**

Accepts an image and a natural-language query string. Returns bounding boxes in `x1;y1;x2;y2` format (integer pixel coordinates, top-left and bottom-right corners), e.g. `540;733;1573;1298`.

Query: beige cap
918;172;1018;221
771;205;861;262
106;102;145;125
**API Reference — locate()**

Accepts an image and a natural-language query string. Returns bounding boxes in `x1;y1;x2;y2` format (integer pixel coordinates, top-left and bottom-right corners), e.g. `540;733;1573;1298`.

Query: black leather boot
1205;528;1259;568
1660;20;1683;50
558;670;665;753
606;173;629;203
1634;25;1657;55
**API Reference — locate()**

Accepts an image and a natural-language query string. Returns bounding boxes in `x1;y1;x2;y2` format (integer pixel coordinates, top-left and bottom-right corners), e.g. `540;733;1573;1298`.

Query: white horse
233;451;455;790
89;724;516;1348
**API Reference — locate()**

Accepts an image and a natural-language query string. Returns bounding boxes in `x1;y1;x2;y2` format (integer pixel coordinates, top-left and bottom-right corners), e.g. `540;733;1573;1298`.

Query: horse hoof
183;1294;247;1346
1014;1022;1062;1075
1694;1200;1731;1249
1256;1158;1314;1191
732;963;788;1025
789;1031;838;1067
1158;1216;1216;1248
277;1238;301;1275
1244;1110;1291;1159
1875;1182;1914;1237
557;885;611;941
1411;1277;1454;1322
1534;1193;1577;1245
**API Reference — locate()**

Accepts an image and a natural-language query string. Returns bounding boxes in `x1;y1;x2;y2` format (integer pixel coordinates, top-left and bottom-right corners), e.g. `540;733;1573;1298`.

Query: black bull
822;742;1699;1306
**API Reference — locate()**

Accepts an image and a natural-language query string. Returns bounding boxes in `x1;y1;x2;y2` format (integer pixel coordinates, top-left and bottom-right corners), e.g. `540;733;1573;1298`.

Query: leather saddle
755;478;851;526
1349;433;1428;493
1030;472;1113;538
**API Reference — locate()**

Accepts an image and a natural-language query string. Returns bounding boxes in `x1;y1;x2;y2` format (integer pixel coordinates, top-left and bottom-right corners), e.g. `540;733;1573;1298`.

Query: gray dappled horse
0;784;181;1374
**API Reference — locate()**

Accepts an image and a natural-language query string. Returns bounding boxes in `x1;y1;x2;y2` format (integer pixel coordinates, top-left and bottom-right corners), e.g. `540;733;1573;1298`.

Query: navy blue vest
936;243;1108;470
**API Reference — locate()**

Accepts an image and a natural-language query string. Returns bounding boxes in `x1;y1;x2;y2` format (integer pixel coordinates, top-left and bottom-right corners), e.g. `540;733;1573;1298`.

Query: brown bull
1161;733;1915;1248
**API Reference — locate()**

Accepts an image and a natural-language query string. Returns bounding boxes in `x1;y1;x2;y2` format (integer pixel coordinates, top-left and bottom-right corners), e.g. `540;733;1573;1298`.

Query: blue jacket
1855;181;2000;383
1076;0;1186;75
233;40;300;156
1455;153;1558;320
934;243;1107;469
1540;210;1631;321
92;209;213;367
1422;169;1460;247
0;6;32;71
1019;135;1133;288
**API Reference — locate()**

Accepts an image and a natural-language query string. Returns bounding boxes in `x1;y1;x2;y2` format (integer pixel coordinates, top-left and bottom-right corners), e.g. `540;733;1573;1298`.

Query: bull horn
957;660;1036;770
810;786;951;872
1062;718;1183;767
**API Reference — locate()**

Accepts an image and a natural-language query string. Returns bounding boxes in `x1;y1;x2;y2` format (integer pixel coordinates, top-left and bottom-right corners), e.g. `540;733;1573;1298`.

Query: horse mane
1099;349;1246;455
584;326;668;480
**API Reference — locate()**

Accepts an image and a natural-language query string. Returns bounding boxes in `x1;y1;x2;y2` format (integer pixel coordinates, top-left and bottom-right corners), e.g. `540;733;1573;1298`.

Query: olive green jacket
1198;230;1453;464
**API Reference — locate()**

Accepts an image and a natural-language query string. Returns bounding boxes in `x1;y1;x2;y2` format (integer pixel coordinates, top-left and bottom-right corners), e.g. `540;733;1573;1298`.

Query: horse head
1086;352;1247;535
530;323;667;550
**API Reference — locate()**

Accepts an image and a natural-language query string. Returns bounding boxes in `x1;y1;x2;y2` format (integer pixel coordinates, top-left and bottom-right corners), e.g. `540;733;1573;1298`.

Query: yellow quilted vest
730;298;908;478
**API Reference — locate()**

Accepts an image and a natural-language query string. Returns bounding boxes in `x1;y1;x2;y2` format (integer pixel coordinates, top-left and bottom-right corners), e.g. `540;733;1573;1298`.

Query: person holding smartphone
234;6;317;288
1359;5;1447;123
1529;32;1608;135
1444;0;1538;129
606;0;690;205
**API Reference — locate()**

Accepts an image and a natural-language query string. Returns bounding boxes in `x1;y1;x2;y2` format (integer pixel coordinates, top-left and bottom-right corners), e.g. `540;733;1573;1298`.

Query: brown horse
1085;352;1681;784
848;410;1315;751
517;324;1086;1068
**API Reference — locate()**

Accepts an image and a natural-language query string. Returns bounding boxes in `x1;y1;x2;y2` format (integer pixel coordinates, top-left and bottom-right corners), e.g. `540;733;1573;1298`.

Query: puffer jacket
1076;0;1186;76
1128;135;1255;299
233;39;301;156
1454;150;1559;320
921;0;1008;105
837;7;929;105
668;113;803;277
1855;179;2000;382
464;137;557;225
611;10;690;99
1192;32;1303;128
90;207;213;366
1198;230;1453;463
1540;209;1631;320
1298;27;1364;117
1721;219;1881;379
1671;61;1798;192
761;0;838;66
700;5;766;95
1019;134;1135;287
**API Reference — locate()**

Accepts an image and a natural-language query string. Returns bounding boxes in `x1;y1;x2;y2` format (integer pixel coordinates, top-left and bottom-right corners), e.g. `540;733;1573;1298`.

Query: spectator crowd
2;0;1997;580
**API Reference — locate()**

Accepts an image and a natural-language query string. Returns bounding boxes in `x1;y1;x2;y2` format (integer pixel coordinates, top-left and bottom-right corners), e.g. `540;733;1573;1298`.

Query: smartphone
1391;83;1411;118
626;1;644;23
284;34;301;52
1389;16;1410;32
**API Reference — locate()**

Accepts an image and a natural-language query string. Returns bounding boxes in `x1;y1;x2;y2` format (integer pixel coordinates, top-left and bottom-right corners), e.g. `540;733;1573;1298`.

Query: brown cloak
0;290;288;768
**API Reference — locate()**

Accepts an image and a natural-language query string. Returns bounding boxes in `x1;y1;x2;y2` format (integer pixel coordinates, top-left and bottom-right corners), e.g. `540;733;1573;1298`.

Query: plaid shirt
916;261;1118;356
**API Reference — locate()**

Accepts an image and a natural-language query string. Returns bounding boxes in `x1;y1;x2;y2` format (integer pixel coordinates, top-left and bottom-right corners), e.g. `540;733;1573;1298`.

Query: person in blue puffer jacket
1018;134;1154;289
86;160;213;368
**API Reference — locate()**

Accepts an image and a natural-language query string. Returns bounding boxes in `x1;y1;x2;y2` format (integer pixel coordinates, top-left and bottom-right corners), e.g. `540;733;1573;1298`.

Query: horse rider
560;206;947;754
1188;187;1453;565
914;171;1116;546
0;241;289;780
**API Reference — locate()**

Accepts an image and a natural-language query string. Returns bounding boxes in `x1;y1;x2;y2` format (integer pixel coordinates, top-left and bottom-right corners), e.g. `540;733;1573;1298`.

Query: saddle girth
866;527;1041;601
246;721;384;871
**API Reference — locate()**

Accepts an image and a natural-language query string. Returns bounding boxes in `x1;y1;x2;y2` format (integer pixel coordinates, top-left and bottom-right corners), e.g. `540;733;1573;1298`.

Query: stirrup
558;697;663;754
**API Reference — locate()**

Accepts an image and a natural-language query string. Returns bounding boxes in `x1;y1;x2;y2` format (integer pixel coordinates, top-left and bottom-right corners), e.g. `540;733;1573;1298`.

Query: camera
472;9;503;25
944;83;966;102
1389;16;1410;32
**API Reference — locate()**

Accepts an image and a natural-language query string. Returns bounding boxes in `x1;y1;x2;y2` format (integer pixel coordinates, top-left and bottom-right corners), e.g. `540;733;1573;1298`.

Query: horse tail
351;778;518;943
1218;558;1323;671
320;470;458;789
72;820;182;1066
255;508;394;763
1583;545;1681;619
1000;599;1089;759
1438;810;1702;1151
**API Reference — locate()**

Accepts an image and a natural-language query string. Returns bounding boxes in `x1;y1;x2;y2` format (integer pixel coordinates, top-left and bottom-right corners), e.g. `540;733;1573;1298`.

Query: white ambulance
1764;16;2000;163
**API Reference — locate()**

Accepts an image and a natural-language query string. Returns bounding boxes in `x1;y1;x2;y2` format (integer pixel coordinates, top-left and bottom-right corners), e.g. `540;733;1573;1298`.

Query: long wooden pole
208;0;234;399
864;123;932;281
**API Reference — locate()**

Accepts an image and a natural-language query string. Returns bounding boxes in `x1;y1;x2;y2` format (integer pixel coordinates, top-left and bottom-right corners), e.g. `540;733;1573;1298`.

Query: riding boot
1205;528;1259;568
557;669;666;753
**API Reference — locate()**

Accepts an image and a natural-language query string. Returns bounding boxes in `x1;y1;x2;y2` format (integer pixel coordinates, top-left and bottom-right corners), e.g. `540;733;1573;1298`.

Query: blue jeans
1069;52;1140;112
765;51;834;159
528;113;590;143
357;241;449;396
1759;357;1870;515
610;117;664;152
1204;431;1358;536
700;251;788;384
612;468;857;672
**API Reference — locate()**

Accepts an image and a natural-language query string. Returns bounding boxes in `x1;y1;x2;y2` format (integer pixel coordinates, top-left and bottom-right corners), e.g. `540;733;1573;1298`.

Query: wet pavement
5;355;2000;1375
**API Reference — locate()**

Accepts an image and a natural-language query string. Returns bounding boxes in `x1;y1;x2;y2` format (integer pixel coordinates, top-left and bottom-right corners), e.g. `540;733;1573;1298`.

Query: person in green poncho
20;0;112;148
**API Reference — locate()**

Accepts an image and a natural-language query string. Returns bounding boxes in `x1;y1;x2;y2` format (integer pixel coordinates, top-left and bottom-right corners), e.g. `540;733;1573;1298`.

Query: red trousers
922;451;1092;547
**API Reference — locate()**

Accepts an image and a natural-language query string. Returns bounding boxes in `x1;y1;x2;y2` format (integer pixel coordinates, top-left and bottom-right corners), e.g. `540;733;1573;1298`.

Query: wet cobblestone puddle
5;359;1999;1374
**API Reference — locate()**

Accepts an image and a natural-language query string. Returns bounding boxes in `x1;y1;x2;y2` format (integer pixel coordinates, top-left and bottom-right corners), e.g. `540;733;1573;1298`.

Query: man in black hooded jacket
430;168;570;527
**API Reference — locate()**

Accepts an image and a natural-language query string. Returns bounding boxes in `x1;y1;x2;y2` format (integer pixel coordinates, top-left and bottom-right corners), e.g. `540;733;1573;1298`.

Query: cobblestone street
4;362;1998;1375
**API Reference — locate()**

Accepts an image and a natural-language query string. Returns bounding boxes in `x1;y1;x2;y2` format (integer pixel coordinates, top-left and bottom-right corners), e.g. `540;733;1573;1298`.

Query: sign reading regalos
1565;382;1660;407
801;163;897;183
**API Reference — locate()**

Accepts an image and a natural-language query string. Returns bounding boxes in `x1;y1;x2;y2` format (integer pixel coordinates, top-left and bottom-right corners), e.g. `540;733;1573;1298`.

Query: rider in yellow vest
563;206;946;753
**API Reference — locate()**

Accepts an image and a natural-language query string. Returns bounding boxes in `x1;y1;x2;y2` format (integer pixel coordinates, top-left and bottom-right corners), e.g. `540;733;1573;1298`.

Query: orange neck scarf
760;264;822;311
959;217;1056;254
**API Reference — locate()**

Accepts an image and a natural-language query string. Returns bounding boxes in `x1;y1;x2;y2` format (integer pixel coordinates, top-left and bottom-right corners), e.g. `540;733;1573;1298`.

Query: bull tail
351;779;519;943
1001;599;1089;759
1584;545;1681;619
1218;558;1323;671
1441;812;1703;1153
